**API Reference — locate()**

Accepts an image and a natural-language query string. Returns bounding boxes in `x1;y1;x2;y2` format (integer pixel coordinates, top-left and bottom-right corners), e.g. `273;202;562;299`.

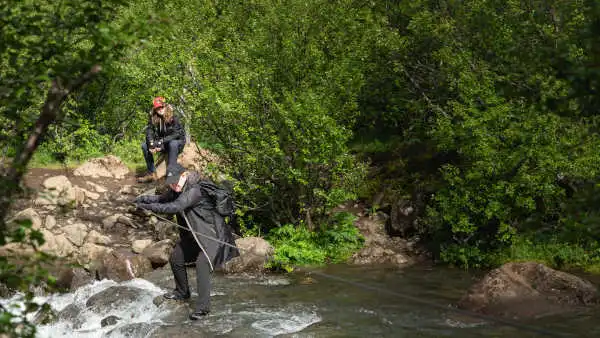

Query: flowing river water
2;264;599;337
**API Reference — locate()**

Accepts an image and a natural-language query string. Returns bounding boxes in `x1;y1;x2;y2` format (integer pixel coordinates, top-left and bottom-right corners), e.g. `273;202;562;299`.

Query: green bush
265;212;364;272
498;236;600;272
111;137;146;169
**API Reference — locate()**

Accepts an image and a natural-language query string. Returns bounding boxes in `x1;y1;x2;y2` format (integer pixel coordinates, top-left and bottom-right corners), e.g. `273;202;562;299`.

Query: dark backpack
198;180;240;235
198;180;235;217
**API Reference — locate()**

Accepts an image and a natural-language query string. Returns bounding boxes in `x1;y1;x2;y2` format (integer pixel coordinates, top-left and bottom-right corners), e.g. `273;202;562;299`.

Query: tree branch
0;65;102;229
403;68;449;118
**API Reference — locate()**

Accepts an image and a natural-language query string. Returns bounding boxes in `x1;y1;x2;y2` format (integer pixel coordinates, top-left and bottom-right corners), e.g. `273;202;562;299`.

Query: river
2;264;598;337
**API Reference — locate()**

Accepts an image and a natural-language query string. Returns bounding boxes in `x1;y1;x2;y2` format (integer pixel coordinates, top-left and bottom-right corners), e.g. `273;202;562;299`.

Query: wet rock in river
105;322;156;337
222;237;274;273
58;303;81;322
458;262;600;318
96;250;153;282
100;315;121;327
85;286;144;313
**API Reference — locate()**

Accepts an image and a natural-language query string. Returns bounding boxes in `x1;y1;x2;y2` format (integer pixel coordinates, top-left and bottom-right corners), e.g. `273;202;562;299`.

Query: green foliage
265;212;364;272
0;220;57;338
8;0;600;277
31;132;144;169
348;0;600;269
0;1;155;337
493;236;600;272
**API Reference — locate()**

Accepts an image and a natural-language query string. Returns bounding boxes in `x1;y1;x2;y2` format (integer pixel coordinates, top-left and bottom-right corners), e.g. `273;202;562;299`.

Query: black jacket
146;112;185;146
135;172;239;271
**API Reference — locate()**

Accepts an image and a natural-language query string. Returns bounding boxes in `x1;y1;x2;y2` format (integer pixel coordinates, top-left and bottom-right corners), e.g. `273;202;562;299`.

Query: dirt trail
23;167;139;193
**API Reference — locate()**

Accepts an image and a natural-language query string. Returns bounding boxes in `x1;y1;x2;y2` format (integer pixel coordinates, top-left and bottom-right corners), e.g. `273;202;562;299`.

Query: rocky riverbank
2;153;423;295
2;152;274;293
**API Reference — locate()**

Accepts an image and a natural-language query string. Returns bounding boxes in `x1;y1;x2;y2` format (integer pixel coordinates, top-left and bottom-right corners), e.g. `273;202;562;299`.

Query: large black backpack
198;181;234;216
197;180;239;233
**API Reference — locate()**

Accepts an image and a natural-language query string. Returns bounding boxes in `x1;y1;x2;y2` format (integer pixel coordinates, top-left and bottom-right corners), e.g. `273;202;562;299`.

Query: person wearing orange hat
138;97;186;183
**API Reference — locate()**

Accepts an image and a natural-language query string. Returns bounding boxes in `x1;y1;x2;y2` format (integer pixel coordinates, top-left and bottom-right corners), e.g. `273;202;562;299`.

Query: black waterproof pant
169;232;212;312
141;139;185;173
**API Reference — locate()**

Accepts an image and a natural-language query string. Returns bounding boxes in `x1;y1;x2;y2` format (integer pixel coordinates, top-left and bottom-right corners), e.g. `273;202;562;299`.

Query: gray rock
105;322;156;337
43;175;72;191
147;325;211;338
39;230;77;257
58;303;81;322
100;315;121;327
44;215;57;229
102;214;123;231
222;237;273;273
55;267;93;291
87;181;108;193
458;262;600;318
96;251;153;282
142;239;174;266
73;155;130;179
86;286;144;313
77;242;112;268
9;208;42;230
85;229;111;245
61;223;88;247
132;239;153;254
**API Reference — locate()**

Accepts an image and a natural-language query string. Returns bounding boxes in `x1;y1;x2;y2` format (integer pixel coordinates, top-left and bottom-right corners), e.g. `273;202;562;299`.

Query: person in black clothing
134;164;239;320
138;96;186;183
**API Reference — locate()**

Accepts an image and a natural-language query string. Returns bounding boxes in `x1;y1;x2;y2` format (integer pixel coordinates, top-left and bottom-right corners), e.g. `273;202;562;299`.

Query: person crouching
134;164;239;319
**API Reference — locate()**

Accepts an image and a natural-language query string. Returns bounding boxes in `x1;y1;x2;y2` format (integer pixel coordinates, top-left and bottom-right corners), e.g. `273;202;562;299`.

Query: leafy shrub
265;212;364;272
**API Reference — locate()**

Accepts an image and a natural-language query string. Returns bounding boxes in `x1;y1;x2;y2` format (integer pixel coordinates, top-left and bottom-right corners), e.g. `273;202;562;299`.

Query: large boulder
86;286;144;312
141;239;174;266
73;155;130;179
85;229;112;245
222;237;273;273
55;267;94;291
77;243;113;268
132;239;153;254
8;208;42;230
458;262;600;318
39;230;78;257
61;223;89;247
43;175;72;191
34;175;81;207
97;250;153;282
348;214;413;266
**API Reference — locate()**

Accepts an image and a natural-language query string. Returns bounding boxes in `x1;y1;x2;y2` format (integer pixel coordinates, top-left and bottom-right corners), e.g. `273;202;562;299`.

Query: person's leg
189;251;212;320
166;240;191;298
166;235;200;299
165;140;184;167
141;142;155;173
